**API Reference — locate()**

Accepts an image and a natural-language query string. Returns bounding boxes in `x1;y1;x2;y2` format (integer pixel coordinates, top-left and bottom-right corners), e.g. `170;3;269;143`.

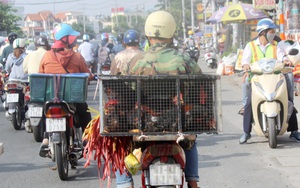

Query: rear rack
99;75;222;136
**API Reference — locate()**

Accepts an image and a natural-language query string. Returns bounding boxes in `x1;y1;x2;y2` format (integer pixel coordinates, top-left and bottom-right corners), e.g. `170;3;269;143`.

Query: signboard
286;0;300;33
235;49;244;71
253;0;276;10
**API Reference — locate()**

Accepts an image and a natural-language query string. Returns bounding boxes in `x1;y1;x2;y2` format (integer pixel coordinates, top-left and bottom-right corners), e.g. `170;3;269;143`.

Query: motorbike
204;46;218;69
5;79;30;130
27;101;45;142
45;100;83;180
29;73;89;180
250;58;295;148
99;75;221;187
186;46;200;62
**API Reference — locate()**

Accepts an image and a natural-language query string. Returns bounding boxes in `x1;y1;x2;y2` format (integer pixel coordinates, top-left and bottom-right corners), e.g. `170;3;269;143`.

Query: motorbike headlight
257;59;276;74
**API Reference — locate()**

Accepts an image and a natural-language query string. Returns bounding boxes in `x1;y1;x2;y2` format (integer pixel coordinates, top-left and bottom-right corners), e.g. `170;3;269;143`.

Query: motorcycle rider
111;33;125;55
38;23;93;157
184;30;196;48
23;35;50;74
110;29;142;75
5;38;28;81
122;10;201;188
78;34;97;73
183;30;200;62
97;33;113;74
239;18;300;144
1;32;18;68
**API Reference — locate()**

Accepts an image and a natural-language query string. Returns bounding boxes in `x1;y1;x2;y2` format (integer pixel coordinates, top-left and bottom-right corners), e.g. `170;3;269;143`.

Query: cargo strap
53;74;61;103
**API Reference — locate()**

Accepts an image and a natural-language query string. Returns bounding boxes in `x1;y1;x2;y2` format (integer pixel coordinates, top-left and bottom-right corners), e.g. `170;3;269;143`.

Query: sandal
39;144;49;158
238;108;244;115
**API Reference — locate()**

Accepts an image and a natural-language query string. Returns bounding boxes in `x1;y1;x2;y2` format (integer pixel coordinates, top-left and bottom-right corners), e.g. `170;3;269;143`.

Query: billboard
253;0;276;10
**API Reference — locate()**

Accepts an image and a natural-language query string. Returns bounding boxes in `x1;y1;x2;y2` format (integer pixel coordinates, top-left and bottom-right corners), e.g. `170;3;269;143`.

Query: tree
71;23;95;39
0;2;22;36
155;0;193;39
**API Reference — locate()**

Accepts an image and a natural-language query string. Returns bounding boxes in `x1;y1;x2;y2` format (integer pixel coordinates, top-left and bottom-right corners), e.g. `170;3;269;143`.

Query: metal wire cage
99;75;222;136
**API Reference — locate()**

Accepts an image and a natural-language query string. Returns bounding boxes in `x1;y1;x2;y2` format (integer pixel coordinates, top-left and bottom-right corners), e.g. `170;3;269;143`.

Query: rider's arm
5;54;13;73
23;54;29;74
241;43;252;71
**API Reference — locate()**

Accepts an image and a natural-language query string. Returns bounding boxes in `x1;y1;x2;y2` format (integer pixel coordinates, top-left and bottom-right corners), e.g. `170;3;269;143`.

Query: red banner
253;0;276;10
111;7;125;13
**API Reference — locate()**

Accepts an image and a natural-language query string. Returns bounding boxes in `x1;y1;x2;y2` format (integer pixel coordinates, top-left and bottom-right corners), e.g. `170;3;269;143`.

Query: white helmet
82;34;90;41
13;38;26;49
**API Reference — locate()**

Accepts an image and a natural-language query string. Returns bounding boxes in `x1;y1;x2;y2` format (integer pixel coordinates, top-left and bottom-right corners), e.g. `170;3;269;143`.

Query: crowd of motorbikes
2;36;300;188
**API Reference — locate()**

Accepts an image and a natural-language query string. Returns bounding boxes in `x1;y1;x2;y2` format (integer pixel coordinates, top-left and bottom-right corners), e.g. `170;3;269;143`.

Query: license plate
28;107;43;117
6;93;19;103
102;70;111;75
46;118;66;132
149;164;182;186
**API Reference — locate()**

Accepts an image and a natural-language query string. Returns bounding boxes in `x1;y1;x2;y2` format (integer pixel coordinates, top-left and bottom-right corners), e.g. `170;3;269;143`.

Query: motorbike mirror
287;48;300;66
288;48;299;56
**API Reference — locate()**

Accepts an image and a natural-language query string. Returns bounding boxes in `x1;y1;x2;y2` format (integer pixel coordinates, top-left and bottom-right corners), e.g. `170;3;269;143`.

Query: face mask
189;35;193;38
266;33;275;42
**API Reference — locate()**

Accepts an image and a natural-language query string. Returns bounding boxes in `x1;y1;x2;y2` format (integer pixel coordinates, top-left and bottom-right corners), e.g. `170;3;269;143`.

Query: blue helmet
256;18;278;34
83;34;90;41
123;30;140;44
54;23;80;40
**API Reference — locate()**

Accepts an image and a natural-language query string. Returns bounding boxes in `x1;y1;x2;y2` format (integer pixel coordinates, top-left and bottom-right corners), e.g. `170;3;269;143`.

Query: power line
14;0;81;6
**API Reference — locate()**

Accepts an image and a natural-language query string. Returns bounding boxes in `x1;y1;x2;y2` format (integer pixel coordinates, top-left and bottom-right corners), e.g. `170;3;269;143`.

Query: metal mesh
99;75;220;136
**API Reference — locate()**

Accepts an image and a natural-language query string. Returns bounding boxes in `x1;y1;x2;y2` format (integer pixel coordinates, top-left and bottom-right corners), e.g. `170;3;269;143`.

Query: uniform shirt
127;42;202;75
110;47;142;75
78;41;94;62
23;47;47;74
242;38;285;66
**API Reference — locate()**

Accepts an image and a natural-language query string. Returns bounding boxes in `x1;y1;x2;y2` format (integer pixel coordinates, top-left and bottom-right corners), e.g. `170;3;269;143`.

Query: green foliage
155;0;193;39
71;23;95;39
0;2;22;35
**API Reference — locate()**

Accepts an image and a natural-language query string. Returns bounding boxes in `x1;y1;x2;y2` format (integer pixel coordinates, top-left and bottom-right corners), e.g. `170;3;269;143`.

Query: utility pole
182;0;186;40
191;0;195;33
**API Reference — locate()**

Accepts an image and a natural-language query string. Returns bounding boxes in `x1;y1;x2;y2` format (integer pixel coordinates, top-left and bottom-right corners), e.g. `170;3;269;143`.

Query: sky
13;0;159;16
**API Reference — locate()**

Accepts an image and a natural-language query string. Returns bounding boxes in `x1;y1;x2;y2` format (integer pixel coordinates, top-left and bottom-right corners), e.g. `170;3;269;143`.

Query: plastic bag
124;150;141;175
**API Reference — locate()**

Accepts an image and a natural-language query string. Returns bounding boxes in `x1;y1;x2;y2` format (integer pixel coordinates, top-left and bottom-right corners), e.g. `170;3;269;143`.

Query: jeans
115;142;199;188
242;78;251;106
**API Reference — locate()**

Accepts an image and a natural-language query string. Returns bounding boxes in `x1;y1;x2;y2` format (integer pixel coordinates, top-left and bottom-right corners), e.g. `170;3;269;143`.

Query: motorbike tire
267;117;277;148
55;133;69;180
11;103;22;130
32;117;45;142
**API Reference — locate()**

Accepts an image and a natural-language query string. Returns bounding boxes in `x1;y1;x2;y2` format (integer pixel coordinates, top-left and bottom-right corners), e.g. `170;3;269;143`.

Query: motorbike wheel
32;117;45;142
267;117;277;148
11;103;22;130
55;133;69;180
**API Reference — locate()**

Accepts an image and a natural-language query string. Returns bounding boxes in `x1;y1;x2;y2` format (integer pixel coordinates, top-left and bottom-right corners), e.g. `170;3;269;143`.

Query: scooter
186;46;200;62
5;79;30;130
204;46;218;69
250;58;294;148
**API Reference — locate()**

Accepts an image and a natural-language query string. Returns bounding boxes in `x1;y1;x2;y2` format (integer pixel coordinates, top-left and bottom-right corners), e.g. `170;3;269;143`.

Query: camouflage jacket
110;48;142;75
126;42;202;75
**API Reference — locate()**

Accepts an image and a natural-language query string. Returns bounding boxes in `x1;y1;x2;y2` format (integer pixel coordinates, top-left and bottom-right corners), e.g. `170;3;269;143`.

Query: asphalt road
1;52;300;188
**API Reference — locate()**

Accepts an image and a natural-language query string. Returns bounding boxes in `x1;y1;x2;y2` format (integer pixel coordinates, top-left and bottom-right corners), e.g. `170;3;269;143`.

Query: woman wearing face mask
239;18;300;144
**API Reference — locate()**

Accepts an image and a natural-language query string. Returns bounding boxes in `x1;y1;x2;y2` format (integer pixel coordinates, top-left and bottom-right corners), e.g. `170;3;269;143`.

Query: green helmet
144;10;176;39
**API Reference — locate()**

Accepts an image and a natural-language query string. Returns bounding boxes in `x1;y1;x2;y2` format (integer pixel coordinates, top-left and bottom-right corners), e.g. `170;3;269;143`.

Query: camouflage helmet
144;10;176;39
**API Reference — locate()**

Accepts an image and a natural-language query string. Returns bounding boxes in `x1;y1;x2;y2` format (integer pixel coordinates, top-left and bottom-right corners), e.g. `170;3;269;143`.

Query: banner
286;0;300;33
253;0;276;10
235;49;244;71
